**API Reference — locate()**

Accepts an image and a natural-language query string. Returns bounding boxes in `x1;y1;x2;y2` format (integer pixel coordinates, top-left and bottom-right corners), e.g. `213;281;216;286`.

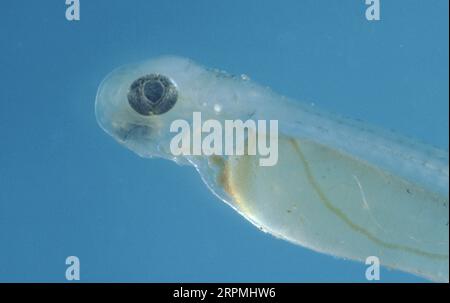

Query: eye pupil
143;80;164;104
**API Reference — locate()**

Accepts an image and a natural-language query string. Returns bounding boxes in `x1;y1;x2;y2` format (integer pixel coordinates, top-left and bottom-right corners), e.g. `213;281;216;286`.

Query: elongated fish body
95;56;449;281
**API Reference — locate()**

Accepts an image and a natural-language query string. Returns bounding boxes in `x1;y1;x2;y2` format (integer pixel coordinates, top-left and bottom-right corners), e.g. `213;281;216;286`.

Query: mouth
117;124;153;143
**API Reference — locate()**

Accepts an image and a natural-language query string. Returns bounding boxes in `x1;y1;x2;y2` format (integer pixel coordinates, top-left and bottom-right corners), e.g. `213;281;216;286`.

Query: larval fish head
95;55;259;163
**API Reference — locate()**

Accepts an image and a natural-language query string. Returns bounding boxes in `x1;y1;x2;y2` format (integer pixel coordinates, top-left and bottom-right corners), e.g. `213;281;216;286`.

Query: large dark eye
127;74;178;115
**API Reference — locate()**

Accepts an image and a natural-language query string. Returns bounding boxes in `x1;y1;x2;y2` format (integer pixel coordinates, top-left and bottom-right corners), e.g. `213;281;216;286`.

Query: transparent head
95;56;259;163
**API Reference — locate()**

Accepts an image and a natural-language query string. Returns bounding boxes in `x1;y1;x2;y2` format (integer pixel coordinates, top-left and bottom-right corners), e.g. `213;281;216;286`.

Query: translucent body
95;56;449;281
